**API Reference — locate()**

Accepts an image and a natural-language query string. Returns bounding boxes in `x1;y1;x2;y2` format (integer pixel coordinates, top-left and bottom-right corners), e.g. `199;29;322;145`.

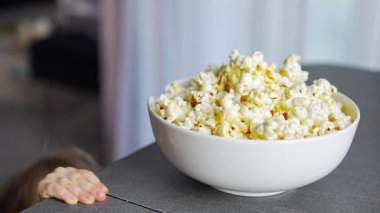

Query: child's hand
37;167;108;205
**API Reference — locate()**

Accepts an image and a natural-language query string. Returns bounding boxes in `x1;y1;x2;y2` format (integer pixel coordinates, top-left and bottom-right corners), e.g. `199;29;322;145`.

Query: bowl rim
148;80;360;144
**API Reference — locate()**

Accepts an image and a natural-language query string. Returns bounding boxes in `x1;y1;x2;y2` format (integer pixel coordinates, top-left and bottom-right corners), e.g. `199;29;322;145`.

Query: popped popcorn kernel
151;50;352;140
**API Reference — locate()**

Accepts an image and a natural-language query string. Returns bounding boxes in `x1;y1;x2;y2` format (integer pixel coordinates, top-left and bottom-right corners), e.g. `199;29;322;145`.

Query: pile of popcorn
151;50;352;140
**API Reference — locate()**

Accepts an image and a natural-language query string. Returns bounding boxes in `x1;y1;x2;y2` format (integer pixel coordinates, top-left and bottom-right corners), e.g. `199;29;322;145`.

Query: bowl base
213;187;285;197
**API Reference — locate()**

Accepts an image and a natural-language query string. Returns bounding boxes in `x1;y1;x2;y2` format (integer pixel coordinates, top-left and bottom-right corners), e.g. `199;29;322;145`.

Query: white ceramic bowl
148;78;360;197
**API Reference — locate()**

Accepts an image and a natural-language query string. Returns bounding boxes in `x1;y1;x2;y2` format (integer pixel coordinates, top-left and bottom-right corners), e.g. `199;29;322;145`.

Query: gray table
23;65;380;213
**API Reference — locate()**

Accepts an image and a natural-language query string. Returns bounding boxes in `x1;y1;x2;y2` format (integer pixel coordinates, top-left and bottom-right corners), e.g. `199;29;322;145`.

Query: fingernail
86;195;94;202
69;196;78;204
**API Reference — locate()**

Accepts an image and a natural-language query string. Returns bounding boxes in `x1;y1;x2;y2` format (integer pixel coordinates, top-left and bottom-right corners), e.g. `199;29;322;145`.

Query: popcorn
151;50;352;140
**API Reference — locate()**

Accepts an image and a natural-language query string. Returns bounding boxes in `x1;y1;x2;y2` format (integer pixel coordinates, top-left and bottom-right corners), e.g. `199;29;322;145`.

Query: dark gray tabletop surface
23;65;380;213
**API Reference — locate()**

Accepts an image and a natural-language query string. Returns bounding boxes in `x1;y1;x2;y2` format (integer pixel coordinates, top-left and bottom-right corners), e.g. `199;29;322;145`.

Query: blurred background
0;0;379;184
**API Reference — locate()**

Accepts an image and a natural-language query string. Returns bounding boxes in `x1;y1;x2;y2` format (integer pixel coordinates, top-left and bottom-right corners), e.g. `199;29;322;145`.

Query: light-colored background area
102;0;380;160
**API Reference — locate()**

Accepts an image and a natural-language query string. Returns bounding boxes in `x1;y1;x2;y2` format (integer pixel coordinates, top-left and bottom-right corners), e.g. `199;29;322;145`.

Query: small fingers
78;176;96;193
40;167;107;205
94;183;108;202
38;179;50;198
98;183;109;194
60;190;78;205
94;189;107;201
54;166;77;176
46;183;78;204
68;172;81;183
78;169;108;196
78;177;97;204
66;182;95;204
57;176;71;188
78;170;108;201
39;172;70;198
78;169;101;185
68;170;99;204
